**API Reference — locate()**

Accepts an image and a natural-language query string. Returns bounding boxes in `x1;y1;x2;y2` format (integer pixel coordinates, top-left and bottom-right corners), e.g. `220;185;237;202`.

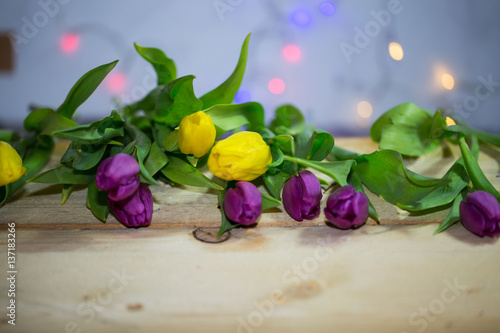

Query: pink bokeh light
107;72;126;93
268;78;286;95
283;44;302;62
60;33;80;54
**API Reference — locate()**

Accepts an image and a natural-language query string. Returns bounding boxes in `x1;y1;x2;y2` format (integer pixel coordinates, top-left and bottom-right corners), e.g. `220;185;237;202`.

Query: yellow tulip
177;111;216;158
0;141;26;186
208;131;272;181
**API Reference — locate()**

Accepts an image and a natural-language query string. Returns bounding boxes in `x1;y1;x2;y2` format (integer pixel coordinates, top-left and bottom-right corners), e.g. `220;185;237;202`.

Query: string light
319;2;335;16
441;73;455;90
60;33;80;54
234;89;252;103
388;42;403;61
269;78;285;94
283;44;302;62
357;101;373;118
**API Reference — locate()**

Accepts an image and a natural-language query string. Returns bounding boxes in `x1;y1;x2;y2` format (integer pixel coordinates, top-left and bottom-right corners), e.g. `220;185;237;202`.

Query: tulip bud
223;181;262;225
108;183;153;228
208;131;272;181
177;111;216;158
324;185;369;229
459;191;500;237
282;170;322;221
96;153;140;201
0;141;26;186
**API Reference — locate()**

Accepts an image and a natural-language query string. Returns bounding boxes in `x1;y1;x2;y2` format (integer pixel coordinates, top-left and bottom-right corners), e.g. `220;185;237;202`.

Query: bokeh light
290;8;312;27
60;33;80;54
319;2;336;16
441;73;455;90
283;44;302;62
357;101;373;118
107;72;126;93
388;42;404;61
234;89;252;103
445;117;456;126
269;78;286;95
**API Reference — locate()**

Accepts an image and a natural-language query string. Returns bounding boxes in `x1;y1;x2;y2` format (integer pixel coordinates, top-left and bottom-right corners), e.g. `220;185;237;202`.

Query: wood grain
0;138;499;333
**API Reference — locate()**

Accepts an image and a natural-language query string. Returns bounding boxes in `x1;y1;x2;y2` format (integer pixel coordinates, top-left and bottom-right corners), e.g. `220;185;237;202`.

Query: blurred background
0;0;499;136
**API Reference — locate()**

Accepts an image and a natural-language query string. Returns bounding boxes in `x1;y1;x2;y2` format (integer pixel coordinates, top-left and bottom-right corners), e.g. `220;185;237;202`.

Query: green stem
458;135;499;199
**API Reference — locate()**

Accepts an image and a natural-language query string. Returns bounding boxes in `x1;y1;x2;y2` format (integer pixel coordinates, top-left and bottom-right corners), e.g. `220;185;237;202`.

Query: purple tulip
324;185;369;229
459;191;500;237
282;170;322;221
96;153;140;201
108;183;153;228
223;181;262;225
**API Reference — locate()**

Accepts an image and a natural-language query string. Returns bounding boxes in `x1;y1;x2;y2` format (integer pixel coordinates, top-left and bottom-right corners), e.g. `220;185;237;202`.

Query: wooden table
1;138;499;333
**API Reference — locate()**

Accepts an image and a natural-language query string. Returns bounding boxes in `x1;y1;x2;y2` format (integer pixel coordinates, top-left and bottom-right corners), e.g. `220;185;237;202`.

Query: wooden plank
0;224;499;332
1;138;499;229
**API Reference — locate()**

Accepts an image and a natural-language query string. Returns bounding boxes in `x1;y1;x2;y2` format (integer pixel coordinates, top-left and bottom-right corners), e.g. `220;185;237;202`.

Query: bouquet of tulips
1;34;499;238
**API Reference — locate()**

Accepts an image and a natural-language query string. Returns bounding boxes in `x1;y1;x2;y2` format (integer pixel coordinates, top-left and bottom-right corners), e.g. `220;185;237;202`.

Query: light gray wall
1;0;499;135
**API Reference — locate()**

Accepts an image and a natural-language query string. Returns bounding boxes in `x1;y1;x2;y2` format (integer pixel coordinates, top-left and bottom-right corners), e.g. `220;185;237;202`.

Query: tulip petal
298;171;323;220
283;175;304;221
466;191;500;221
224;188;244;222
460;201;486;237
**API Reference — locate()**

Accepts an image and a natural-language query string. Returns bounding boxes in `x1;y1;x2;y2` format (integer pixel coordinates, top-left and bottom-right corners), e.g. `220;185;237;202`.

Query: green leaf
144;141;169;177
263;169;289;200
261;191;282;210
267;145;284;168
122;86;162;118
29;165;95;184
153;75;203;125
124;123;157;185
24;108;78;134
217;189;238;237
86;182;109;222
0;129;17;142
331;146;359;160
270;104;305;136
353;150;469;212
205;102;266;136
200;33;251;109
57;60;118;119
53;110;124;144
60;142;107;170
284;156;355;187
162;130;179;152
61;184;74;205
269;135;294;154
431;110;500;148
371;102;440;156
350;172;380;222
434;189;467;235
134;42;176;85
302;129;335;161
160;156;223;190
458;135;499;199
